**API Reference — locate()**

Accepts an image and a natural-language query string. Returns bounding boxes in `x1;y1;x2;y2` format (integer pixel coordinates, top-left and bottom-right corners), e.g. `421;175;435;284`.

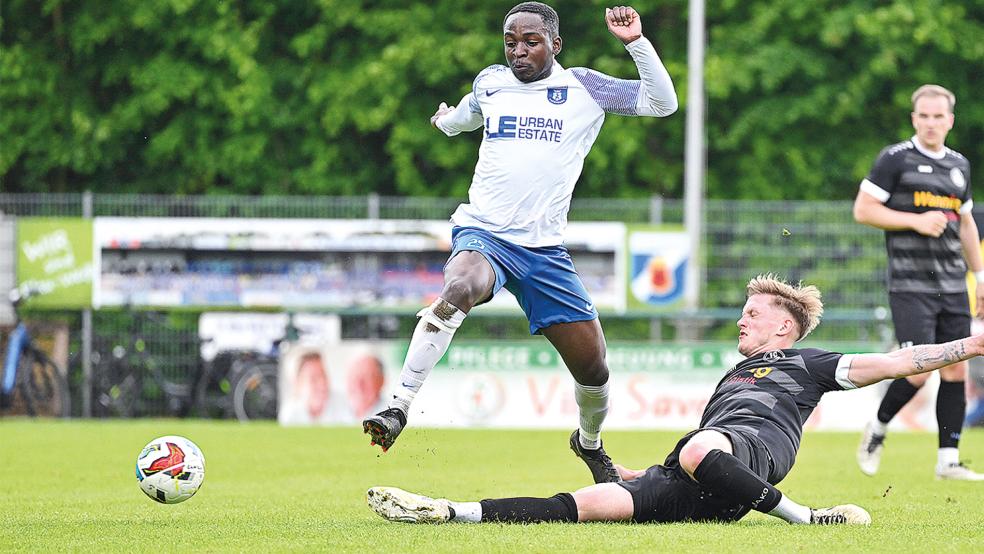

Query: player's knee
571;361;609;387
441;271;495;312
440;279;485;311
679;432;730;476
678;441;713;476
905;371;932;387
940;361;968;381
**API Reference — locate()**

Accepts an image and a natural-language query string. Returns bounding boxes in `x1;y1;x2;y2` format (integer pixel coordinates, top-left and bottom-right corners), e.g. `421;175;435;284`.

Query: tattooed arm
844;336;984;388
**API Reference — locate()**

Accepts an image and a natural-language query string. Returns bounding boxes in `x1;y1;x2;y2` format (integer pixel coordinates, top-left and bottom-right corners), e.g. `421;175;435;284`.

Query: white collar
911;135;946;160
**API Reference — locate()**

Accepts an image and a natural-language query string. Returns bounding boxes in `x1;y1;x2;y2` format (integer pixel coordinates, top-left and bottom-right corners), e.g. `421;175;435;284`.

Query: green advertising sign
435;341;744;374
434;340;883;375
16;218;94;308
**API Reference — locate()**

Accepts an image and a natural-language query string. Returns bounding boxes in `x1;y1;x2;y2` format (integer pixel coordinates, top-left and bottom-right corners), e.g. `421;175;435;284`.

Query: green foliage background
2;0;983;199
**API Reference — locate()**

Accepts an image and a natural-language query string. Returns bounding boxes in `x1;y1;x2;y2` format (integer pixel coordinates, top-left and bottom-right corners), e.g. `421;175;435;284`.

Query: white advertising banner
278;339;939;432
92;217;626;311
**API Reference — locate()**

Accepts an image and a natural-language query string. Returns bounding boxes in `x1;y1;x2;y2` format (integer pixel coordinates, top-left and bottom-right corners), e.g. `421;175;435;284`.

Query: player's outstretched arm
847;333;984;387
602;6;677;117
431;93;484;137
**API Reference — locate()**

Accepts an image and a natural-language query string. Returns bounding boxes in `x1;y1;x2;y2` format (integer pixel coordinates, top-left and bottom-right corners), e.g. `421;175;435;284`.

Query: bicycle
230;354;279;422
93;310;282;421
93;309;211;418
225;313;303;422
1;288;71;417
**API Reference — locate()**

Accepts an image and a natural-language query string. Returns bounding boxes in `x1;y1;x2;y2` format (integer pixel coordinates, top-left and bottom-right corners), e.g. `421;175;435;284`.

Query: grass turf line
0;420;982;552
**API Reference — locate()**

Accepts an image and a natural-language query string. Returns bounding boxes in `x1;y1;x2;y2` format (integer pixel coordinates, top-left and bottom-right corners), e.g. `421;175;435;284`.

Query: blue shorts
449;227;598;335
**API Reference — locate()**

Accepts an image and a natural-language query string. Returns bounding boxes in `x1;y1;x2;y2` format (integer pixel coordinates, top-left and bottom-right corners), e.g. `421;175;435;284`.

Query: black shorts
618;427;771;523
889;291;971;346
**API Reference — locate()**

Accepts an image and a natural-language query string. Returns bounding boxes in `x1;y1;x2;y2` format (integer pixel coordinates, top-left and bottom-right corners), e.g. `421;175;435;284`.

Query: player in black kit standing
853;84;984;481
366;275;984;526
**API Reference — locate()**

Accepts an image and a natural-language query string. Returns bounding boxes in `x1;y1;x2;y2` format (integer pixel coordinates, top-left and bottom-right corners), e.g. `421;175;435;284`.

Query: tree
2;1;982;200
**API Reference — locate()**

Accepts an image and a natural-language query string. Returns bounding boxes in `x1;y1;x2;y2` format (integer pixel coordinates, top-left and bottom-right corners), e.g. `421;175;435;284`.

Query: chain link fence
1;193;899;417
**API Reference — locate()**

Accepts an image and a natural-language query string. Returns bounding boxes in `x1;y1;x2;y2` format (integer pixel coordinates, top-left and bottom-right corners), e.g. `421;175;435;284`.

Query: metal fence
0;193;672;222
1;193;900;417
0;192;894;323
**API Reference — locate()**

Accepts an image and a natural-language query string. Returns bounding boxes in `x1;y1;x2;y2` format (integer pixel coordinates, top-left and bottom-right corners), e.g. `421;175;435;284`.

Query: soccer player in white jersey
363;2;678;483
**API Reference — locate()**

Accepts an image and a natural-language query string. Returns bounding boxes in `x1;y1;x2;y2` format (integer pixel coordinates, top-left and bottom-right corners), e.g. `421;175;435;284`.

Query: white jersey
436;37;677;247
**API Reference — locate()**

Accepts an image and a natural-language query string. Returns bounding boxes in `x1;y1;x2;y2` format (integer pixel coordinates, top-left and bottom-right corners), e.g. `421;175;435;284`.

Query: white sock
938;447;959;467
449;501;482;523
574;380;610;450
870;419;888;436
388;299;466;414
768;494;811;524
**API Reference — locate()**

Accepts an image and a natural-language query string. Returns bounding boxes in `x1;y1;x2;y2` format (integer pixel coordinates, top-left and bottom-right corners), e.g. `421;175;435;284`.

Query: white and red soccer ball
135;435;206;504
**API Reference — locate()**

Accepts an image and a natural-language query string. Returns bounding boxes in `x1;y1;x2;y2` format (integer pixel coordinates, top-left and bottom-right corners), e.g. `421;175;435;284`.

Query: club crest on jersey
763;350;784;362
950;167;966;189
547;87;568;105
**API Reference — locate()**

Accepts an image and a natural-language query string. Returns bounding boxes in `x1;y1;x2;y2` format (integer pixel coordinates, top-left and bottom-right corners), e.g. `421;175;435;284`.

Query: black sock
937;380;966;449
479;493;578;523
693;449;782;513
876;378;920;424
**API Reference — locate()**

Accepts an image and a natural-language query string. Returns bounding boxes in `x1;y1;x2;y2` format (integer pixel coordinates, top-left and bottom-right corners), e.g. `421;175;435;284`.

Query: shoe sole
856;447;882;476
936;473;984;481
856;457;879;476
367;487;448;523
363;419;396;452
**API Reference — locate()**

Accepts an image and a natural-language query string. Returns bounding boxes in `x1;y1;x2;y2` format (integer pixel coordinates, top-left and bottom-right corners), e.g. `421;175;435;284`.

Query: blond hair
746;274;824;341
911;84;955;112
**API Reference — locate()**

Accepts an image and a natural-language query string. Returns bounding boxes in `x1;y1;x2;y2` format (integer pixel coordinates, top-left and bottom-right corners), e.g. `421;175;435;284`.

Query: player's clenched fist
605;6;642;45
913;210;948;238
430;102;452;127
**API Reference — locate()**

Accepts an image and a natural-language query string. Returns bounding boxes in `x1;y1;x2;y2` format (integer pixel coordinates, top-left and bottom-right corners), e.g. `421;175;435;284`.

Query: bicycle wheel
231;361;279;422
21;349;71;417
91;350;141;418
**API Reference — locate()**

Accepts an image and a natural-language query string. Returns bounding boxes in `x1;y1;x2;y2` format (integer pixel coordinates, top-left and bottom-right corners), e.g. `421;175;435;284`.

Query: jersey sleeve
861;146;904;202
435;92;484;137
960;158;974;212
800;348;857;393
435;66;503;137
570;38;677;117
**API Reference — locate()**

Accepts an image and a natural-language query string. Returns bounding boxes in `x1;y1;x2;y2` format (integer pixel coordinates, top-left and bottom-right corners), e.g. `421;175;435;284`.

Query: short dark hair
504;2;560;40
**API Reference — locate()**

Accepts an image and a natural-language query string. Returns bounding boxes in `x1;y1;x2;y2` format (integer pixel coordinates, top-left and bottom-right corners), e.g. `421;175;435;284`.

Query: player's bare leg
542;319;620;483
367;482;633;524
364;251;494;451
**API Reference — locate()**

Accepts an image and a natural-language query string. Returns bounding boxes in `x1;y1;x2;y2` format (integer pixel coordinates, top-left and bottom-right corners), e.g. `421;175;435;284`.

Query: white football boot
935;462;984;481
367;486;452;523
856;421;886;476
809;504;872;525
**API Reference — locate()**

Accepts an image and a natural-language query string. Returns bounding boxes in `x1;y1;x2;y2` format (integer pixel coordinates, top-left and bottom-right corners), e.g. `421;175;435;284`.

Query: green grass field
1;420;982;552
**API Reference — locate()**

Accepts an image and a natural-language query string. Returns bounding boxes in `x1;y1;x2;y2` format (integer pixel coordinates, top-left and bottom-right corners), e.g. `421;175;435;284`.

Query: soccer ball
135;435;206;504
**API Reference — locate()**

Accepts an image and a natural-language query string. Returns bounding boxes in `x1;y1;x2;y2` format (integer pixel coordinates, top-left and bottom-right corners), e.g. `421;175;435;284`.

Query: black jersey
863;139;972;294
700;348;854;481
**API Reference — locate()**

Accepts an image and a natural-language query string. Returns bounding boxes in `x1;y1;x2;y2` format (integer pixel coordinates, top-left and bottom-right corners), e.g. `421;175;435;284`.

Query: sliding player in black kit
367;274;984;526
